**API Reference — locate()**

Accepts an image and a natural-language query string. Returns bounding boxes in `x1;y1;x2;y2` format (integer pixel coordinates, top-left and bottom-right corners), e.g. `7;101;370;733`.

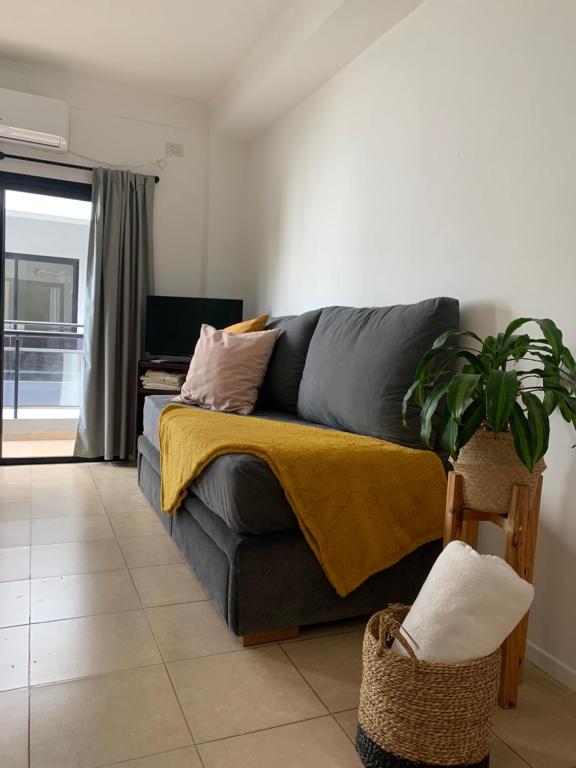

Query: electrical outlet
165;142;184;158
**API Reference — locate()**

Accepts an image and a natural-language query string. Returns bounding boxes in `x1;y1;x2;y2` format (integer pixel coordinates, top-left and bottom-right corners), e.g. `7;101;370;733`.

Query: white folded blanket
392;541;535;662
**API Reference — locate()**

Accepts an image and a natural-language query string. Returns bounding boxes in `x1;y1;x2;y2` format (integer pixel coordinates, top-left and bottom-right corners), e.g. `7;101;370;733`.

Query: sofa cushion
296;297;459;448
258;309;322;413
140;407;331;535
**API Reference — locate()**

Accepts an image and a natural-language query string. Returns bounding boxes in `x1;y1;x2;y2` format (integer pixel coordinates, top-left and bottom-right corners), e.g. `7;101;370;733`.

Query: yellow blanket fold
159;405;446;597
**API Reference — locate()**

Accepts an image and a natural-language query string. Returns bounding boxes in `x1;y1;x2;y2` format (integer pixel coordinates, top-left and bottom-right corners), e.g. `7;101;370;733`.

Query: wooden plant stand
444;471;542;709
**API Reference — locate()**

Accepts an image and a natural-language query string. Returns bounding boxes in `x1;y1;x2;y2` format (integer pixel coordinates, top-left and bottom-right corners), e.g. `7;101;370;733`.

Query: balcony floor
2;439;76;458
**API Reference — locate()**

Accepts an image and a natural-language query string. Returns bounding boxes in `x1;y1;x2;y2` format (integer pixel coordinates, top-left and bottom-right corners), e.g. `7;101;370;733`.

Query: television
145;296;243;359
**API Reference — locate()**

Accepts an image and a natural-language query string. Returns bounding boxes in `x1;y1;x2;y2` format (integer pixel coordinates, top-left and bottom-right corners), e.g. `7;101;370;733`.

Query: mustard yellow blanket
159;405;446;597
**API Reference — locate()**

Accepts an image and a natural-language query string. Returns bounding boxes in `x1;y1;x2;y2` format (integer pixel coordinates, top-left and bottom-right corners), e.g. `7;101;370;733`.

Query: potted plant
403;317;576;513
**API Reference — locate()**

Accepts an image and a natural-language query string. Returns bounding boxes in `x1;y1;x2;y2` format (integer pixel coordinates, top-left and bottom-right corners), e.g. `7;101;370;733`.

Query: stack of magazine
140;370;186;392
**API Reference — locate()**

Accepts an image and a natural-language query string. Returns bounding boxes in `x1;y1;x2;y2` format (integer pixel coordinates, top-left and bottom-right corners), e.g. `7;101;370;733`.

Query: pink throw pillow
174;324;281;415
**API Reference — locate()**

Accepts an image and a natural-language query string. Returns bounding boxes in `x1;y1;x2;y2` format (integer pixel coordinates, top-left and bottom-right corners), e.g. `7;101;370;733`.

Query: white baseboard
526;641;576;691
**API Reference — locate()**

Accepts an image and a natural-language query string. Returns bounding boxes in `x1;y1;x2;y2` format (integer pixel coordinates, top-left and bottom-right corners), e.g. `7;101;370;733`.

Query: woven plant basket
356;606;501;768
450;429;546;515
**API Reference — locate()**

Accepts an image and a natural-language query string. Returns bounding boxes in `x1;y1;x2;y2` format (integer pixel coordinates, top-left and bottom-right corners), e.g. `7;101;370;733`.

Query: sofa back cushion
258;309;322;413
296;297;459;447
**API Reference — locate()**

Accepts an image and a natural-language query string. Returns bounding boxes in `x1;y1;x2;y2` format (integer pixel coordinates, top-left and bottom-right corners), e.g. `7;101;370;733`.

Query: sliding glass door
0;172;91;462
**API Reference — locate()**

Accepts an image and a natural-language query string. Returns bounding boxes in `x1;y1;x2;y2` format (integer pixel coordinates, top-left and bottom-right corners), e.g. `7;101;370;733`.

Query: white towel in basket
392;540;535;662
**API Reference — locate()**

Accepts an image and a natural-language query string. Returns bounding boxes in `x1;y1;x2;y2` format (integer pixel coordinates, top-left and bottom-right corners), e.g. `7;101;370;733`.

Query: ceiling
0;0;293;101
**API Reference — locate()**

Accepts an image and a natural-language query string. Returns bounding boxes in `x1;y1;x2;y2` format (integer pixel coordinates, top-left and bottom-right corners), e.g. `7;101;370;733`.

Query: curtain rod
0;151;160;183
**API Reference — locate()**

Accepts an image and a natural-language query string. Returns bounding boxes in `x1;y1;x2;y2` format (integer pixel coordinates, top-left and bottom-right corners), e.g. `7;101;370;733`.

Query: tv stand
133;357;190;459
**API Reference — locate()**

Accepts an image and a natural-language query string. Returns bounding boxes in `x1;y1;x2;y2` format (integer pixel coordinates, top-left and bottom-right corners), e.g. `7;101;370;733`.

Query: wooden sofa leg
241;627;300;647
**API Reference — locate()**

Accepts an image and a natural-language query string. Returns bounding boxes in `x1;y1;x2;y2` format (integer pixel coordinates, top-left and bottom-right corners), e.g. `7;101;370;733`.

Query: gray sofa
137;297;459;640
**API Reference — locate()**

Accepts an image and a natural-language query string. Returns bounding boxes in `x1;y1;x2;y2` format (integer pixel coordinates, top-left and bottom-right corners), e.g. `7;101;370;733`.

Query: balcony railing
2;320;84;418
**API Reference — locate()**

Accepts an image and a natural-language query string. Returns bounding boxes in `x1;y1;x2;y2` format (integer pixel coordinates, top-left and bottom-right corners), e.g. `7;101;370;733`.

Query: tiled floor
0;462;574;767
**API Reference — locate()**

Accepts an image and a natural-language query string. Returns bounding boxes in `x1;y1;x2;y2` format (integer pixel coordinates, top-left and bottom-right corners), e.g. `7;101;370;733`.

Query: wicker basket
356;606;501;768
451;429;545;515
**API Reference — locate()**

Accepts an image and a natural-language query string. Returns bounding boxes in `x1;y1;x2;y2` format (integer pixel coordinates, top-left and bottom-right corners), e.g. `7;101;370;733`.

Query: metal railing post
13;337;19;419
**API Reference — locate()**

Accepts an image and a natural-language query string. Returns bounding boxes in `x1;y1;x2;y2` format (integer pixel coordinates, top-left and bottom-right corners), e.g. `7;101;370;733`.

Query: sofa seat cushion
139;408;331;535
297;298;459;448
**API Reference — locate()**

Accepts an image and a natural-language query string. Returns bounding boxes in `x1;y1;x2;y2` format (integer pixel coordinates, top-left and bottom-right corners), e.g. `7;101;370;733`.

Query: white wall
0;61;250;306
247;0;576;687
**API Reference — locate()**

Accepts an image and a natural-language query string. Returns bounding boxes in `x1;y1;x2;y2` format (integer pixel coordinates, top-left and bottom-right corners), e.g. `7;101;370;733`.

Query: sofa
137;297;459;642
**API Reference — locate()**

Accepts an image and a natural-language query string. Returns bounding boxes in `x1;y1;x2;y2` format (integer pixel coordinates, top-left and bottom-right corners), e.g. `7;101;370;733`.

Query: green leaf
446;373;483;423
438;410;459;457
507;334;531;361
419;382;451;448
558;397;573;423
562;347;576;377
430;328;482;351
502;317;532;340
543;389;557;415
402;380;421;426
534;319;564;363
482;335;497;358
412;348;488;388
457;397;486;451
521;392;550;462
509;402;535;471
486;370;518;431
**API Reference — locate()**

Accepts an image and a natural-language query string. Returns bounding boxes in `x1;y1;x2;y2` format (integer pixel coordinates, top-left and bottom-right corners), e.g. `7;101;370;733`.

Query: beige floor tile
0;465;31;483
333;709;358;742
146;601;241;661
30;465;94;483
284;617;368;643
89;463;137;479
100;490;153;512
0;579;30;627
282;631;363;712
0;483;31;501
493;664;576;768
30;665;193;768
199;716;363;768
92;476;139;493
0;687;28;768
31;539;125;578
108;508;165;538
31;515;114;545
31;569;139;622
102;747;202;768
168;645;326;743
0;546;30;582
30;609;161;685
0;625;29;691
131;564;207;608
0;500;32;521
30;478;98;497
119;534;184;567
491;736;532;767
0;520;31;548
31;494;106;518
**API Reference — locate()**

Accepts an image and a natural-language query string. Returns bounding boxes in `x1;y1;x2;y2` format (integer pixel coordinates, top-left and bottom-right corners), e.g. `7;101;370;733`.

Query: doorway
0;172;91;462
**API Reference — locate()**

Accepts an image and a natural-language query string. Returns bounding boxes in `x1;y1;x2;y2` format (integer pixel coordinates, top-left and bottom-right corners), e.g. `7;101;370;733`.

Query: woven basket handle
378;604;420;661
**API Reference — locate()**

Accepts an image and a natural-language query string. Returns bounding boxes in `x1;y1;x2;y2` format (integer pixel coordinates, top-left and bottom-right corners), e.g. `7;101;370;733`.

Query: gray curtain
75;168;155;460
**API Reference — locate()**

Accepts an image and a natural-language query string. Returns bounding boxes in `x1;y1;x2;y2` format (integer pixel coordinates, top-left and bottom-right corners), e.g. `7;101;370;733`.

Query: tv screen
145;296;243;358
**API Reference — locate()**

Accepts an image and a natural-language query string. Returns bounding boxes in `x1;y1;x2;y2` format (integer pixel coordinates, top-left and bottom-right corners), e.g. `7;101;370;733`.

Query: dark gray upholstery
138;446;442;635
137;297;459;637
297;298;459;448
258;309;322;413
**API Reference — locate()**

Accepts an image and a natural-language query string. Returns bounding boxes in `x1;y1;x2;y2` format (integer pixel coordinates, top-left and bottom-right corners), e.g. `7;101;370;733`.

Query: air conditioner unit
0;87;69;152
